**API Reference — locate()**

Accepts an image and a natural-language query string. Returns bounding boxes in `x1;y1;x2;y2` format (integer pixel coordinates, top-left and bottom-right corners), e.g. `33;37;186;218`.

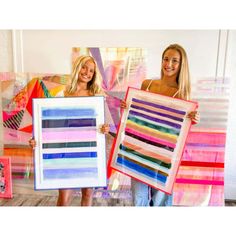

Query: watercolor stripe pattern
112;89;196;192
41;107;99;181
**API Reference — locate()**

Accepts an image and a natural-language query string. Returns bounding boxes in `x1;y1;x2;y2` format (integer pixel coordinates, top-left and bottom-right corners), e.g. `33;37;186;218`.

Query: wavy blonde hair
161;44;191;100
66;55;102;95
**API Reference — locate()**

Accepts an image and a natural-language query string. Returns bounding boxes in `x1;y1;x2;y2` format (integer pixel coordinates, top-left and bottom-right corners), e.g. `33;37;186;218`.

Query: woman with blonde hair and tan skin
29;55;109;206
121;44;199;206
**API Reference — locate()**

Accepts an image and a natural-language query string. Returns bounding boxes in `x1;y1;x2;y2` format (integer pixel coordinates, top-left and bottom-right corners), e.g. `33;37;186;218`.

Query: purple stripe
132;98;186;115
129;110;182;129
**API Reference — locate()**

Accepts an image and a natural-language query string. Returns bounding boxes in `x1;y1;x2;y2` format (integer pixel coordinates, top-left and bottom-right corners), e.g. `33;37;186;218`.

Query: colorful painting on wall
108;87;198;194
0;156;13;198
33;96;107;190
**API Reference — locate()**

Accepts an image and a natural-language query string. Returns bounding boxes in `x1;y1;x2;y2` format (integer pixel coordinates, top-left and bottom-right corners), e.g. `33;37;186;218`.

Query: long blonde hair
66;55;102;95
161;44;191;100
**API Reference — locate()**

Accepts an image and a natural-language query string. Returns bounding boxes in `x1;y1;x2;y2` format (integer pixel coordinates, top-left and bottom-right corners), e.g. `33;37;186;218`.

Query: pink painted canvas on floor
0;156;13;198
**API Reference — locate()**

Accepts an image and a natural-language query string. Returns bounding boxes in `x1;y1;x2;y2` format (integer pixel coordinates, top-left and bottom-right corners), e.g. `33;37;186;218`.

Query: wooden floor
0;179;133;206
0;179;234;207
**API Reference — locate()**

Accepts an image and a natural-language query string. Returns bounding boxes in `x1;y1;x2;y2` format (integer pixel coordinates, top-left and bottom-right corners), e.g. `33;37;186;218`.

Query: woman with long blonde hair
121;44;199;206
30;55;109;206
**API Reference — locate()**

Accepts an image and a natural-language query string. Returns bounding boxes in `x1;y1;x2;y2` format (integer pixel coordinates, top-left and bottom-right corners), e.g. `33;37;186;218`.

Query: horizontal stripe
125;127;176;148
42;118;96;128
129;109;182;129
41;147;97;154
117;155;167;183
131;104;184;123
123;135;173;158
42;130;97;142
43;168;98;179
130;106;183;127
180;161;224;168
126;120;178;142
186;143;225;148
42;108;96;119
42;141;97;149
122;139;172;164
175;178;224;186
125;130;174;152
132;98;186;115
43;158;97;169
118;149;169;175
120;144;171;169
43;152;97;159
132;101;185;119
128;114;180;135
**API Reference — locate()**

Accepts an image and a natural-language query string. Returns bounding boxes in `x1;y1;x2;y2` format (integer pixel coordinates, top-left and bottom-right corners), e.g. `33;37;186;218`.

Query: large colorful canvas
109;87;198;194
0;72;68;179
0;156;13;198
173;78;228;205
33;96;107;190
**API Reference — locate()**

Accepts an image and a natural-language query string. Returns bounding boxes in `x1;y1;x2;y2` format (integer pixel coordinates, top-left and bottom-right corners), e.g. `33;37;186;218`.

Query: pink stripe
125;127;176;148
175;178;224;186
42;130;96;142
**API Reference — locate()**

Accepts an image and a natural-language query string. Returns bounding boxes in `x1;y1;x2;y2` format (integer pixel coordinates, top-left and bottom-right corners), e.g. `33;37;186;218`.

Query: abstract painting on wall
0;156;13;198
33;96;107;190
108;87;198;194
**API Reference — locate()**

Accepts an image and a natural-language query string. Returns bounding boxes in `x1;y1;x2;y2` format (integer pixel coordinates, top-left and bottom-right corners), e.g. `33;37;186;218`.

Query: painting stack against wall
173;78;228;206
72;47;147;196
0;72;69;181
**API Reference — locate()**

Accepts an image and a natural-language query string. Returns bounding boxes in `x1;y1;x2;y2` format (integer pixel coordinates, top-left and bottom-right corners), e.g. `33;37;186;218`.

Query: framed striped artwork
33;96;107;190
109;87;198;194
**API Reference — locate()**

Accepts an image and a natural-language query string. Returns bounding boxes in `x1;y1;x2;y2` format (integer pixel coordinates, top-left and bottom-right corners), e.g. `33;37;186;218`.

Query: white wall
16;30;222;81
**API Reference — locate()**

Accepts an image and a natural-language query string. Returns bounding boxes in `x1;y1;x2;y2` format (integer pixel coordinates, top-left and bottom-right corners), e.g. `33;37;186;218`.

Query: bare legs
57;188;93;206
81;188;94;206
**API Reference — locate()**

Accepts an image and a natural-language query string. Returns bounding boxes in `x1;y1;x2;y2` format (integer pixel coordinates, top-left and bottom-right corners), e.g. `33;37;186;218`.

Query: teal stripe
119;144;171;169
128;116;180;136
43;141;97;149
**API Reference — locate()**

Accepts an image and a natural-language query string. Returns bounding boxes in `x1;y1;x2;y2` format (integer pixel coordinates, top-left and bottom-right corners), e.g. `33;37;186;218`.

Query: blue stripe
42;108;96;118
116;156;167;183
43;168;98;179
42;118;96;128
43;152;97;159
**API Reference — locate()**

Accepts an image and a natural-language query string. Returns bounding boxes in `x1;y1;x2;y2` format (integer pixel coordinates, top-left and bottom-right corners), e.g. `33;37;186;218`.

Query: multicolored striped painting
109;88;198;194
33;96;107;190
0;156;12;199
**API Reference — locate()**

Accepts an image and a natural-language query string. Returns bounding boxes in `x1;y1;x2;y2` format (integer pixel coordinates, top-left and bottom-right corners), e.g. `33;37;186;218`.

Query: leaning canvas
0;156;13;198
33;96;107;190
109;87;198;194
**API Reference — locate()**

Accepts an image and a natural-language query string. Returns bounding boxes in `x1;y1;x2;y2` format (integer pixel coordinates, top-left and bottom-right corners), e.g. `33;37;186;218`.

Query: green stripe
43;141;97;149
128;116;180;135
119;144;171;170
